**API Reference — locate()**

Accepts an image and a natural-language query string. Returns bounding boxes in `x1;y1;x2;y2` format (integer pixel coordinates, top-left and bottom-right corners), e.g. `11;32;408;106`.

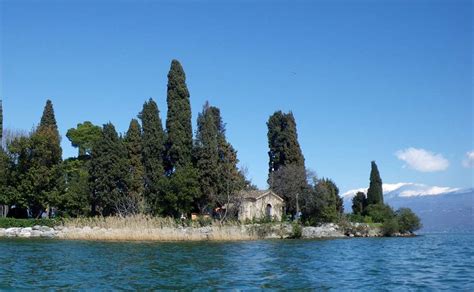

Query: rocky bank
0;222;396;241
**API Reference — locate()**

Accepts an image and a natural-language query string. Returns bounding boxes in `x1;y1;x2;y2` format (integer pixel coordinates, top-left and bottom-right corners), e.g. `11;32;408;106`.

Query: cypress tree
267;111;305;184
367;161;384;205
89;123;130;216
40;99;58;129
139;98;165;212
26;99;63;217
165;59;193;172
124;119;145;212
194;102;220;212
352;192;368;215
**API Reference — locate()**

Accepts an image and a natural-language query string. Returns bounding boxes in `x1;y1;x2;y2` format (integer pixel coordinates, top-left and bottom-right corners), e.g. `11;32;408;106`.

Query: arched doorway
266;204;272;218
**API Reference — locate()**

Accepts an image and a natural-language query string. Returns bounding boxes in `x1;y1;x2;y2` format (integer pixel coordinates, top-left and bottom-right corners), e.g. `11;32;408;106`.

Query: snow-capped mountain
342;183;473;232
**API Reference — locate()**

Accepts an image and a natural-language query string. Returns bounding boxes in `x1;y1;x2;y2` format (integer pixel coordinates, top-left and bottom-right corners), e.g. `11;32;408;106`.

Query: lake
1;233;473;290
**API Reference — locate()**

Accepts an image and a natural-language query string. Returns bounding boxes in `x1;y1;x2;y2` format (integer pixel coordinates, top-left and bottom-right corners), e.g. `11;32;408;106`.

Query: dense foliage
349;162;421;235
0;60;250;220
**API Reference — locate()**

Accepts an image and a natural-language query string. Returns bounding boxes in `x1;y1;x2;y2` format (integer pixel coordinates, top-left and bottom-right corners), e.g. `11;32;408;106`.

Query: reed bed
59;215;263;241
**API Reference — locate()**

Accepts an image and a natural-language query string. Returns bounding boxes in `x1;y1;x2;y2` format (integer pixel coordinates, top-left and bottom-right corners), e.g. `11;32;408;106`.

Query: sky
1;0;472;193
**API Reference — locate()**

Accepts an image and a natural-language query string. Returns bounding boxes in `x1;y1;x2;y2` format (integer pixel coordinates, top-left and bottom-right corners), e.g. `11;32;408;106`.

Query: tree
165;59;193;172
270;164;309;215
365;204;394;223
56;158;91;217
267;111;305;181
89;123;130;216
39;99;57;129
194;103;219;213
194;103;246;216
139;98;166;213
158;165;200;217
124;119;145;213
66;121;102;157
20;99;64;218
352;192;368;215
396;208;421;233
367;161;384;205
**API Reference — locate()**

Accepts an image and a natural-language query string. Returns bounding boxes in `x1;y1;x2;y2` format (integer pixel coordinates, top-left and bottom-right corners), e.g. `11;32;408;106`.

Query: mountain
342;183;473;233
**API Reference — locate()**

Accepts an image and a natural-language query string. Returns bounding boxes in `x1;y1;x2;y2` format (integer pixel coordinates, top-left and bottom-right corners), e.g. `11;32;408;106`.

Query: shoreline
0;223;415;241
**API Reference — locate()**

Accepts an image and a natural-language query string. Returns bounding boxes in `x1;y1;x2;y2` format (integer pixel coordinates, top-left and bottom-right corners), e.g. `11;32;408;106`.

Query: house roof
239;190;284;202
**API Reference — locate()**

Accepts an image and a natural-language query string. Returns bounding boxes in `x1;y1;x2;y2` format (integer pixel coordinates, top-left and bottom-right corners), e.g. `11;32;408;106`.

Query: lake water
1;233;473;290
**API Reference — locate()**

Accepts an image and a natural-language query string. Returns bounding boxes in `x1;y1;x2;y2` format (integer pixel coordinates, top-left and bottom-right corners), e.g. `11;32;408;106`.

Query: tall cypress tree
165;59;193;172
124;119;145;212
139;98;165;212
89;123;130;216
267;111;305;184
367;161;384;205
194;103;220;212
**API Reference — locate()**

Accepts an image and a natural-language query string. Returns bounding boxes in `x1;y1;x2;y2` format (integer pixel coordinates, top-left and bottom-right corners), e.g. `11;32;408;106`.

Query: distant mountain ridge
343;184;473;233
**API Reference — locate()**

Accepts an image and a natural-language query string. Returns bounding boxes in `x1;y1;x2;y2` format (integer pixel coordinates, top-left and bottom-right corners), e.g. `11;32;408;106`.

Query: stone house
238;190;285;221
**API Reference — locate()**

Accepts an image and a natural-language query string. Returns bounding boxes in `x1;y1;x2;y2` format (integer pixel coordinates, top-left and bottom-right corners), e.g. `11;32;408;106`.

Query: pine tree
267;111;305;185
139;98;165;213
124;119;145;212
165;59;193;172
367;161;384;205
89;123;130;216
66;121;102;157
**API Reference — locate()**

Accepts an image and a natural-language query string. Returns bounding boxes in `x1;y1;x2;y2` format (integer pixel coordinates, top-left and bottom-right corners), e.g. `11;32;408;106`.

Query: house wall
239;194;284;221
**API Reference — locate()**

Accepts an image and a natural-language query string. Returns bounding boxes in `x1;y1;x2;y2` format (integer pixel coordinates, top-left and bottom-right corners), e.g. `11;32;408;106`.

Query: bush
396;208;421;233
0;218;60;228
365;204;395;223
381;218;399;236
290;222;303;239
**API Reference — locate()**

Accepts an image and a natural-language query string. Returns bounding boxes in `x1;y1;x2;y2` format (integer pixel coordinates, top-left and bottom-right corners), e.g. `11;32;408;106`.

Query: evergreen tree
267;111;305;184
139;98;165;213
165;59;193;172
124;119;145;212
352;192;368;215
194;103;245;215
367;161;384;205
89;123;130;216
39;99;58;129
23;99;63;217
66;121;102;157
194;103;219;212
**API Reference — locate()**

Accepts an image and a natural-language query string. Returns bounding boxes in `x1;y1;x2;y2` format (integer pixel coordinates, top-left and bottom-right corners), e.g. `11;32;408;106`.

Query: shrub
365;204;395;223
290;222;302;239
396;208;421;233
381;218;399;236
0;218;60;228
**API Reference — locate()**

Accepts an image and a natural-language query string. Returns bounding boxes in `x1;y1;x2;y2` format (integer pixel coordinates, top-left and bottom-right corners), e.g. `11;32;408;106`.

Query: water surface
1;234;473;290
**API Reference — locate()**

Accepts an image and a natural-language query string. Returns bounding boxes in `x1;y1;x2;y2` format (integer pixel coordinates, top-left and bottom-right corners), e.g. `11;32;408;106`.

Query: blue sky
1;0;472;193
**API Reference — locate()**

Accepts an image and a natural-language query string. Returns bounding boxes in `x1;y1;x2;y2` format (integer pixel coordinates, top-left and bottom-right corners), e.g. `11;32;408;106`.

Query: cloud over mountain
395;147;449;172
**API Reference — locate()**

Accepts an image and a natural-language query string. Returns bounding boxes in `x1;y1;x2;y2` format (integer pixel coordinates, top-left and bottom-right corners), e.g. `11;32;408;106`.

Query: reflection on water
1;234;473;290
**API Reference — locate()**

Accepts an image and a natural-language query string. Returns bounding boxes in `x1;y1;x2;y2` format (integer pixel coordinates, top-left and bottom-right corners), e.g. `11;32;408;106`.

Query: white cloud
395;147;449;172
462;151;474;168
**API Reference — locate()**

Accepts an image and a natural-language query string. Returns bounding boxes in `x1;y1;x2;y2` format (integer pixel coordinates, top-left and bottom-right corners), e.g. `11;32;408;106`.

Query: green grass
0;218;61;228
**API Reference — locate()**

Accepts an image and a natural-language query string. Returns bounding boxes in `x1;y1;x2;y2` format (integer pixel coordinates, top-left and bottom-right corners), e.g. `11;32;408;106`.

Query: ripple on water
0;234;473;290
